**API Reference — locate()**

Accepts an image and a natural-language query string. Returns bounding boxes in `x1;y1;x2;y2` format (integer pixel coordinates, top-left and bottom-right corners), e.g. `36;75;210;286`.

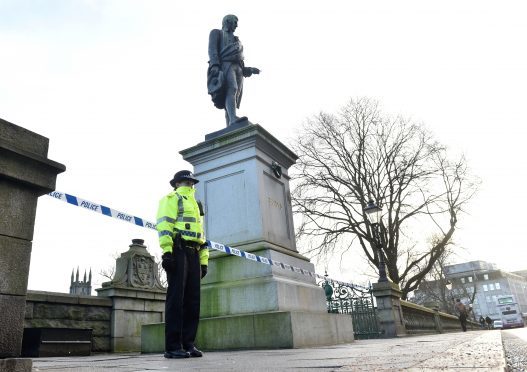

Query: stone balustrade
401;299;478;334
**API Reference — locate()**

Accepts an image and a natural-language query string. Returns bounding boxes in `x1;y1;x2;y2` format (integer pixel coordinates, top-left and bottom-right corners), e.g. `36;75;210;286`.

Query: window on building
461;278;466;284
484;274;489;280
468;276;473;283
495;283;501;290
489;283;495;291
483;284;488;291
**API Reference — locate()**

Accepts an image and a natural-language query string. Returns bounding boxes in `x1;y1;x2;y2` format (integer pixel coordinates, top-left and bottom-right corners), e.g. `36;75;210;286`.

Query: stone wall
401;300;478;334
24;291;112;352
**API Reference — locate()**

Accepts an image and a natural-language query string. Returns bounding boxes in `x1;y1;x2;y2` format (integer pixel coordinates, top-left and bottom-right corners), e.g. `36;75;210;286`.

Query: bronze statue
207;15;260;127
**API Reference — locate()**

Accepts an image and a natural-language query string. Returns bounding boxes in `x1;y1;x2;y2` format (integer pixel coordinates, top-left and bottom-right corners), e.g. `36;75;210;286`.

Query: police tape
46;190;369;291
48;191;158;230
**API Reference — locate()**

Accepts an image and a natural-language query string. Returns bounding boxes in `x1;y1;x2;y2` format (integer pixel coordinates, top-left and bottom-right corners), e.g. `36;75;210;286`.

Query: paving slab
31;330;505;371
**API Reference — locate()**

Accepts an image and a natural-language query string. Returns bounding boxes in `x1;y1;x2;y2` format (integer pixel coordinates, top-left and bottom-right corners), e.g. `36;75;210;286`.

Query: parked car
493;320;503;329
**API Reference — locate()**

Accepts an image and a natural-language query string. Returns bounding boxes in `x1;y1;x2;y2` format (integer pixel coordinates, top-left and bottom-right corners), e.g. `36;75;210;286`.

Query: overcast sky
1;0;526;293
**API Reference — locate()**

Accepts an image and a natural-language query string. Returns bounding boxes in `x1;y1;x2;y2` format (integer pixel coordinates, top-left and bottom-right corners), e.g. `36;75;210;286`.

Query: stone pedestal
0;118;65;371
96;239;167;352
371;281;407;337
177;124;354;349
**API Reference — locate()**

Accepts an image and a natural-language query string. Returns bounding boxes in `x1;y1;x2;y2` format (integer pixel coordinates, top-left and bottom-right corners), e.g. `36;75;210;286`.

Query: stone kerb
1;118;65;372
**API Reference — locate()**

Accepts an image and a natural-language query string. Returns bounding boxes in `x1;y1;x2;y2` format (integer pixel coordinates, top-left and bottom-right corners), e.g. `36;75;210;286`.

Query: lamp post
445;280;453;293
364;199;388;283
445;280;455;313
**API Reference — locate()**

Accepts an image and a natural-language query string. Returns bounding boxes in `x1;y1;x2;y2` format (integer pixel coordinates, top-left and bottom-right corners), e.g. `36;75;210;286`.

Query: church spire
70;267;92;296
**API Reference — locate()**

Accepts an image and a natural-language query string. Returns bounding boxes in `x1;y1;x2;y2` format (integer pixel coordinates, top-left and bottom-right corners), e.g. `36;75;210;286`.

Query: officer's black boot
184;345;203;358
164;350;190;359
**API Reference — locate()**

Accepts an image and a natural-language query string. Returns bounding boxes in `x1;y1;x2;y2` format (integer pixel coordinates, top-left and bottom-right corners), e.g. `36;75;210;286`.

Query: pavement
30;330;507;372
502;327;527;371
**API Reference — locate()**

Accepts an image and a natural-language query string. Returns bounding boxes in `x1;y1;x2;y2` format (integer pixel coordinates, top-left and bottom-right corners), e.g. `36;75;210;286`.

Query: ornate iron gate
319;277;381;339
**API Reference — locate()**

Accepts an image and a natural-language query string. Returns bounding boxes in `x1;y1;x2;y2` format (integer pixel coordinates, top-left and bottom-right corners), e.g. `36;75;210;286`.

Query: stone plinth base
201;245;327;318
204;118;252;141
0;358;32;372
141;311;354;352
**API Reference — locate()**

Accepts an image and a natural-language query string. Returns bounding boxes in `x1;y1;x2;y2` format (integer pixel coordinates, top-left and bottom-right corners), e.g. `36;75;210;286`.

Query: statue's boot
225;92;239;126
229;116;248;126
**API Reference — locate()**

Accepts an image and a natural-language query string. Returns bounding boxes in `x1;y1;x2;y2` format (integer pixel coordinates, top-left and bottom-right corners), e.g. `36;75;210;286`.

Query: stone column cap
180;124;298;169
371;281;403;296
1;119;66;193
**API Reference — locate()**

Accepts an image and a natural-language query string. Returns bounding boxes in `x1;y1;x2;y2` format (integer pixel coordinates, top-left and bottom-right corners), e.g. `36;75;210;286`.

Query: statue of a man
207;15;260;127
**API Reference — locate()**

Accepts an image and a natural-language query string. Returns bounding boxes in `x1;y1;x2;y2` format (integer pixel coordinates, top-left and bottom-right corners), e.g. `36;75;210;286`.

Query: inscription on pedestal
263;172;290;243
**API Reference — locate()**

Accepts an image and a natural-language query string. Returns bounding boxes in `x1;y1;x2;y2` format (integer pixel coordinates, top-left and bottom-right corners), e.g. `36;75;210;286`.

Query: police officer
156;170;209;358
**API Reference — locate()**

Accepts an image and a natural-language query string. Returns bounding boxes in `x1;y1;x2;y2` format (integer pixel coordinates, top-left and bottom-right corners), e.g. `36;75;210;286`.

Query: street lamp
364;199;388;282
445;280;454;299
445;280;455;314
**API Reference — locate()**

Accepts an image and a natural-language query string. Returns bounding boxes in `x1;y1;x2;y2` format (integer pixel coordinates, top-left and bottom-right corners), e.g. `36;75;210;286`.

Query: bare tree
291;98;479;299
99;251;120;281
412;240;454;313
153;252;168;288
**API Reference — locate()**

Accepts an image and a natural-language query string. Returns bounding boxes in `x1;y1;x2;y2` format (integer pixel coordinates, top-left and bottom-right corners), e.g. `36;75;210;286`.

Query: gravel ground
502;330;527;371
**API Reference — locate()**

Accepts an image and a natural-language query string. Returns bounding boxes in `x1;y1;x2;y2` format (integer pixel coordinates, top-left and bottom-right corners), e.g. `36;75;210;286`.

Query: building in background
69;267;92;296
413;260;527;321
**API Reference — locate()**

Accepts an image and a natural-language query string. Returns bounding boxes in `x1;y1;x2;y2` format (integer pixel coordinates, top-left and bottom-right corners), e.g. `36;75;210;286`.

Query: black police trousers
165;244;201;351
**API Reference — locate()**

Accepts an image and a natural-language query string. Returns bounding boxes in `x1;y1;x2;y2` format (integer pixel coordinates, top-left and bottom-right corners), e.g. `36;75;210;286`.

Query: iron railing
319;277;381;339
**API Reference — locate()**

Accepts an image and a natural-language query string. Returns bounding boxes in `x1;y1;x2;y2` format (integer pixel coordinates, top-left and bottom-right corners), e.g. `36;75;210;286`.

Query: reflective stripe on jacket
156;186;209;265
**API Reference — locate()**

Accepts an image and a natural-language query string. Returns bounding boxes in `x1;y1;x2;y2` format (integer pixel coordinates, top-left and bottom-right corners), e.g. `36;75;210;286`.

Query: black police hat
170;170;199;187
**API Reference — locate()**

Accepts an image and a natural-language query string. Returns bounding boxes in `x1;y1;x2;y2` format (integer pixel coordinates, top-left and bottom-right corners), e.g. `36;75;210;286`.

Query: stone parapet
24;291;112;352
400;299;480;335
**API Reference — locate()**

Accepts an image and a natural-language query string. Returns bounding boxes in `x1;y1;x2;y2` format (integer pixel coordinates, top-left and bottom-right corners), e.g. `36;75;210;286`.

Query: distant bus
496;295;525;329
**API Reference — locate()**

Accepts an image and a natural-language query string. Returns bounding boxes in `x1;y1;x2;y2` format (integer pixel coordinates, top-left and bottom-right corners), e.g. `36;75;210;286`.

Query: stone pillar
371;281;407;337
177;124;354;349
0;118;65;371
96;239;167;352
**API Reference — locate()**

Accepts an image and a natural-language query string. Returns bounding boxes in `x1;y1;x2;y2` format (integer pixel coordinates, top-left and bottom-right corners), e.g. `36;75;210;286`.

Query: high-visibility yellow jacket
156;186;209;266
